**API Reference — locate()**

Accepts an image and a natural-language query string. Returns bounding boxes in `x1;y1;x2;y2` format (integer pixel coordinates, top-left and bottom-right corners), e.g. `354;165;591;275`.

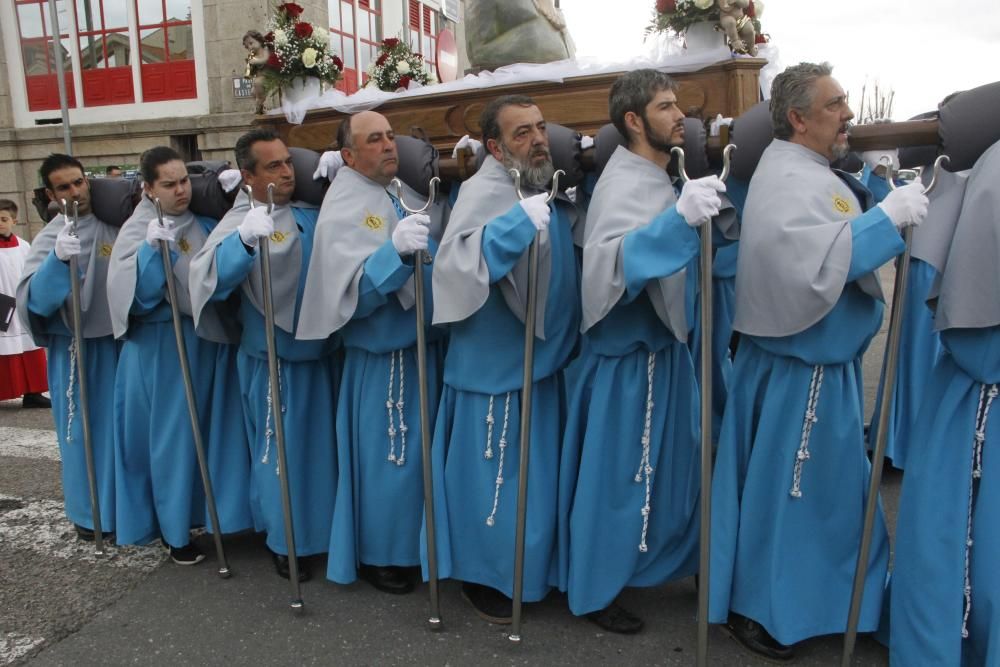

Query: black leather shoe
74;524;113;543
21;393;51;409
271;552;311;582
461;582;512;624
359;564;415;595
724;613;795;663
586;602;644;634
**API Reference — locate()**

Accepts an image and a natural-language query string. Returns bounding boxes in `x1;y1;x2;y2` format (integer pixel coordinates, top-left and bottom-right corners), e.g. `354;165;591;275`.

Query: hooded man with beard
707;62;929;662
427;94;583;624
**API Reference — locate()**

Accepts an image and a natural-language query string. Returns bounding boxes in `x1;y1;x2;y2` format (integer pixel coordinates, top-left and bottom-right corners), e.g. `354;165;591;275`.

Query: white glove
519;193;551;231
451;135;483;158
392;213;430;256
877;181;929;229
313;150;344;181
676;175;726;227
580;135;595;150
238;207;274;247
862;149;898;173
54;219;81;261
145;218;176;250
218;169;242;193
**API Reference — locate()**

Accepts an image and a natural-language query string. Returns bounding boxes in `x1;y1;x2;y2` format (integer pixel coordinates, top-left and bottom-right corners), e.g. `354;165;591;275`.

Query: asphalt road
1;273;901;666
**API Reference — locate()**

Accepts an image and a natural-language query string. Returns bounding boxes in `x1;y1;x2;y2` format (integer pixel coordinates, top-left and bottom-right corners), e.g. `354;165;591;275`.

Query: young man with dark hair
16;153;120;542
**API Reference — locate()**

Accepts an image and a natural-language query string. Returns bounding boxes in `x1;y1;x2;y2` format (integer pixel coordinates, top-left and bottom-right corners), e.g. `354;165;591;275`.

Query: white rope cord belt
262;359;285;476
484;392;512;528
386;349;408;466
962;382;998;639
65;339;77;442
790;365;824;498
634;351;656;553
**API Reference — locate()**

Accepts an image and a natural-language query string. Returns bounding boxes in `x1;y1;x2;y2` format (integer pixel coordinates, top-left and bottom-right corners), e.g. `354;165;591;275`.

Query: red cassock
0;234;48;400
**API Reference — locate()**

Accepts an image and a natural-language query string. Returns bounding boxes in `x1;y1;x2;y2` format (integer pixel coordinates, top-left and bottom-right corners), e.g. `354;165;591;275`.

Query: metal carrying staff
151;196;231;578
507;167;564;644
670;144;737;667
841;154;949;666
389;176;444;631
62;198;104;557
244;183;303;611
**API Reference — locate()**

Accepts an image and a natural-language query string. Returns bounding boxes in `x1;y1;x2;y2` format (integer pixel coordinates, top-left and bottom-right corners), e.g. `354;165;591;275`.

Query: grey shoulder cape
934;139;1000;331
15;212;118;347
582;145;737;339
732;139;885;337
910;167;970;274
188;190;317;335
431;155;582;339
107;196;235;343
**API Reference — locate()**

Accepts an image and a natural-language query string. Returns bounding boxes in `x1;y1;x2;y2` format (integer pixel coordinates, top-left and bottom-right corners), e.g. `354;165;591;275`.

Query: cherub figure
243;30;270;114
717;0;757;56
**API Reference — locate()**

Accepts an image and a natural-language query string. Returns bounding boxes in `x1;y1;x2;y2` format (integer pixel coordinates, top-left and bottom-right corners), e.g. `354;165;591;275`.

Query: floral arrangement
366;37;436;92
259;2;343;97
648;0;767;46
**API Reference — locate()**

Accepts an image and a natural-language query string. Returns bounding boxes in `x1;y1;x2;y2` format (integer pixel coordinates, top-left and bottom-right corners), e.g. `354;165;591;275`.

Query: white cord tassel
636;352;656;553
65;339;77;443
262;359;284;474
790;365;824;498
962;383;997;639
386;350;408;466
484;395;495;460
485;392;512;528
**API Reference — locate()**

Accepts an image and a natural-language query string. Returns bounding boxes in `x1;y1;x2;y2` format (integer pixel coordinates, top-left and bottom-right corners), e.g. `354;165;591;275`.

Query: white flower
693;0;713;8
273;29;287;45
301;47;318;68
754;0;764;17
311;27;328;45
396;60;411;75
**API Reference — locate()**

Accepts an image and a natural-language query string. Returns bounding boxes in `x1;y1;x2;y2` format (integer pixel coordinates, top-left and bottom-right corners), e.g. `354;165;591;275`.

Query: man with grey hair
558;68;733;634
427;94;582;624
707;62;929;661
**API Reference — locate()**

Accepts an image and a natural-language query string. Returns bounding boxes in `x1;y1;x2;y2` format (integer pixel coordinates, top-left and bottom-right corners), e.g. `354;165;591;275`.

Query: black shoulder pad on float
898;110;940;169
188;171;233;222
89;176;136;228
939;81;1000;172
289;147;327;206
395;135;439;196
186;160;230;176
545;122;584;189
594;124;626;179
679;116;709;179
729;99;773;182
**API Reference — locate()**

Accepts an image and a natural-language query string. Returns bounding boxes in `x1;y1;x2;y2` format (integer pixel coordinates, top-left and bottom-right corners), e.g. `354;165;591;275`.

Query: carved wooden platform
257;58;766;152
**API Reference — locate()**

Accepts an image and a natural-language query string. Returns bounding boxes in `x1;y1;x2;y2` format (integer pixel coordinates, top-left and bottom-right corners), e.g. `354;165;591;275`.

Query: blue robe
423;202;580;601
327;240;443;583
559;206;701;615
27;251;118;532
709;206;904;645
210;208;339;556
113;219;253;548
890;326;1000;666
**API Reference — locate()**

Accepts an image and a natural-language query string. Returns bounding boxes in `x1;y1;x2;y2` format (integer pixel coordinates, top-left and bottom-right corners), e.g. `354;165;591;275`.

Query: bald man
297;111;445;594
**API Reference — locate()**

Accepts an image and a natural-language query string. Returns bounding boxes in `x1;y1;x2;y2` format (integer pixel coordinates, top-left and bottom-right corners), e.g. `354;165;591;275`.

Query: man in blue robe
559;69;735;633
16;154;120;542
107;146;252;564
189;129;338;581
428;94;582;624
708;62;929;661
297;111;444;594
890;138;1000;666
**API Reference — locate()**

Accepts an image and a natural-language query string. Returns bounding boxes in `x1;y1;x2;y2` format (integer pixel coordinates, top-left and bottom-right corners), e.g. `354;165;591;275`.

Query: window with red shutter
135;0;196;102
76;0;136;107
15;0;78;111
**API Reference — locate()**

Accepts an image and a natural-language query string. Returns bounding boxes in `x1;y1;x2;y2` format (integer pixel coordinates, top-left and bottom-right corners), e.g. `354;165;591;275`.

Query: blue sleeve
622;207;700;301
481;203;538;284
860;165;892;204
354;239;414;319
27;250;72;318
212;230;256;301
847;207;905;281
131;243;177;314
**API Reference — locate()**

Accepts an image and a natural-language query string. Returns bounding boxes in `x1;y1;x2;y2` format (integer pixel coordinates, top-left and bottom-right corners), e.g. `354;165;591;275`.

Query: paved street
1;270;901;666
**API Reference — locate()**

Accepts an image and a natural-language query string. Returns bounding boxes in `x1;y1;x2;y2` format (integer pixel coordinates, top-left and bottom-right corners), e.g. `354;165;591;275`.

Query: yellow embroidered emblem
364;214;384;231
99;243;113;257
177;238;191;254
269;231;287;243
833;195;852;214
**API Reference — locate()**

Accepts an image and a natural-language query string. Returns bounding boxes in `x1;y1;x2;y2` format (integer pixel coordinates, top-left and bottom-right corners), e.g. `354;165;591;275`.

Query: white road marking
0;426;60;461
0;632;44;666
